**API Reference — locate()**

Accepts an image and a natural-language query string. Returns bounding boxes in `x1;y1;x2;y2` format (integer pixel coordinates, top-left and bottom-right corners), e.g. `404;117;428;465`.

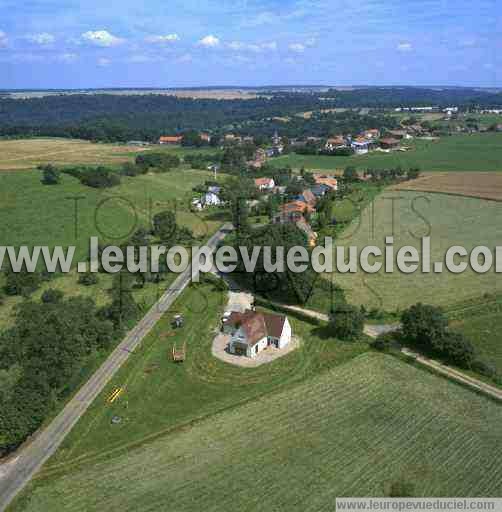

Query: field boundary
402;348;502;402
391;187;502;203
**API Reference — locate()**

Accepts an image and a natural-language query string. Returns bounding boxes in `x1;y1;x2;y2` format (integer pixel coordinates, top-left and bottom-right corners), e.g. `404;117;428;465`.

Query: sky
0;0;500;89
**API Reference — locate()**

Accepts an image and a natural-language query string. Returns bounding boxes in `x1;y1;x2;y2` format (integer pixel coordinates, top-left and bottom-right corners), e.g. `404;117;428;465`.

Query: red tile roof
225;310;287;346
255;177;274;187
314;176;338;189
159;136;183;143
279;201;315;214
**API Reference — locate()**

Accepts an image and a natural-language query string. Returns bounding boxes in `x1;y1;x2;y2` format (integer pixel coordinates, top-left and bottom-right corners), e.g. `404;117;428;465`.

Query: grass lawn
34;281;368;467
12;352;502;511
269;133;502;172
326;191;502;312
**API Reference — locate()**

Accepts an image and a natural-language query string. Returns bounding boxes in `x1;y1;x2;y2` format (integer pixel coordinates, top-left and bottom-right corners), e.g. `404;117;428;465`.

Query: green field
13;352;502;511
0;168;223;329
449;297;502;375
37;282;368;465
270;133;502;172
328;191;502;312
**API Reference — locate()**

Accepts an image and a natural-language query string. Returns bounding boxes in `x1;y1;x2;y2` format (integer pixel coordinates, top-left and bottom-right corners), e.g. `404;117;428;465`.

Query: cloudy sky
0;0;500;88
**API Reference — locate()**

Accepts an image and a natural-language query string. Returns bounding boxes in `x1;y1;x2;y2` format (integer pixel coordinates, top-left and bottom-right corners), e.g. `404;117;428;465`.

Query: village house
313;175;338;191
223;310;292;358
192;190;223;210
200;133;211;143
387;129;412;140
351;137;372;155
310;183;330;199
254;177;276;191
325;136;346;151
362;129;380;139
274;201;315;226
224;133;242;143
249;148;267;168
379;137;400;149
159;135;183;145
295;189;317;208
202;191;222;207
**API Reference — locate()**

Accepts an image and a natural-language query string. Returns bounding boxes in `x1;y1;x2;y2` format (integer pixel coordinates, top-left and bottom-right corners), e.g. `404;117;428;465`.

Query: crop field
448;296;502;375
390;172;502;201
0;138;149;171
270;133;502;172
328;191;502;311
12;352;502;511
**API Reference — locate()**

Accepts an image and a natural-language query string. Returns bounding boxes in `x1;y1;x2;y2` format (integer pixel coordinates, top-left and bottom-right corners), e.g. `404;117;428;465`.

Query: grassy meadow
12;352;502;511
36;282;368;465
0;167;223;329
270;133;502;172
448;295;502;375
327;190;502;312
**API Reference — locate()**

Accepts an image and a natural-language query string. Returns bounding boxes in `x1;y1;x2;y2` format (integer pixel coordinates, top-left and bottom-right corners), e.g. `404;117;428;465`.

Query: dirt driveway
212;333;300;368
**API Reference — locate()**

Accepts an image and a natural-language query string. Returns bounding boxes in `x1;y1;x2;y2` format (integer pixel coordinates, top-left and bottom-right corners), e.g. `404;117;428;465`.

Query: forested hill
0;93;331;142
1;87;502;143
322;87;502;109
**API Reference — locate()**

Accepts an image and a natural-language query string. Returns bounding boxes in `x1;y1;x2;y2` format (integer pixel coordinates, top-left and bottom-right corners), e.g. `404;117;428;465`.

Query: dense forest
1;87;502;143
319;87;502;109
0;93;333;142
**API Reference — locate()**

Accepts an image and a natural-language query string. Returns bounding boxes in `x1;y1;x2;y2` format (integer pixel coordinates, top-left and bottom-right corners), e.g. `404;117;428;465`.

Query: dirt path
268;303;400;339
402;348;502;402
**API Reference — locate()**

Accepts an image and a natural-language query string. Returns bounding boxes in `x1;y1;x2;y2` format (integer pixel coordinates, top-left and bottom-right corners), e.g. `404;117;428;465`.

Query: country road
0;224;232;512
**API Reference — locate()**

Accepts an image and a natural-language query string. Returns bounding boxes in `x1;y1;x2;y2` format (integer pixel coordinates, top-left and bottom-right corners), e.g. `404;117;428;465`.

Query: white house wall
278;319;292;349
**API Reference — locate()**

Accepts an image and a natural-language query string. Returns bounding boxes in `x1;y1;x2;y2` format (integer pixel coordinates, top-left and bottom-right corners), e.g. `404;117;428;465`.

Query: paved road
0;224;232;512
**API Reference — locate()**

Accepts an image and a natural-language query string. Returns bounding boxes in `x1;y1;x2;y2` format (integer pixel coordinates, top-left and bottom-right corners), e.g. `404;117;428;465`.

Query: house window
255;345;259;354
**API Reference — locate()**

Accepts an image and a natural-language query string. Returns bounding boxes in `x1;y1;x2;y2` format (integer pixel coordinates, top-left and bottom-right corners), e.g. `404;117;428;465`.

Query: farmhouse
223;310;292;358
255;177;275;191
159;135;183;145
380;137;400;149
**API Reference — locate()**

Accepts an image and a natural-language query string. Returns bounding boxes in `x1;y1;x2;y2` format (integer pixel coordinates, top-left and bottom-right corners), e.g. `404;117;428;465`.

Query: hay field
0;138;144;171
391;172;502;201
330;191;502;311
13;353;502;511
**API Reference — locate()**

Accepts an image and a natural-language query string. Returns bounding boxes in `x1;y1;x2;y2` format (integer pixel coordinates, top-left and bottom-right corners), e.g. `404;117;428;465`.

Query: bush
471;360;498;379
433;331;475;369
328;304;365;340
39;164;61;185
80;167;121;188
78;272;99;286
371;332;396;351
401;303;448;349
41;289;64;303
4;267;43;296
